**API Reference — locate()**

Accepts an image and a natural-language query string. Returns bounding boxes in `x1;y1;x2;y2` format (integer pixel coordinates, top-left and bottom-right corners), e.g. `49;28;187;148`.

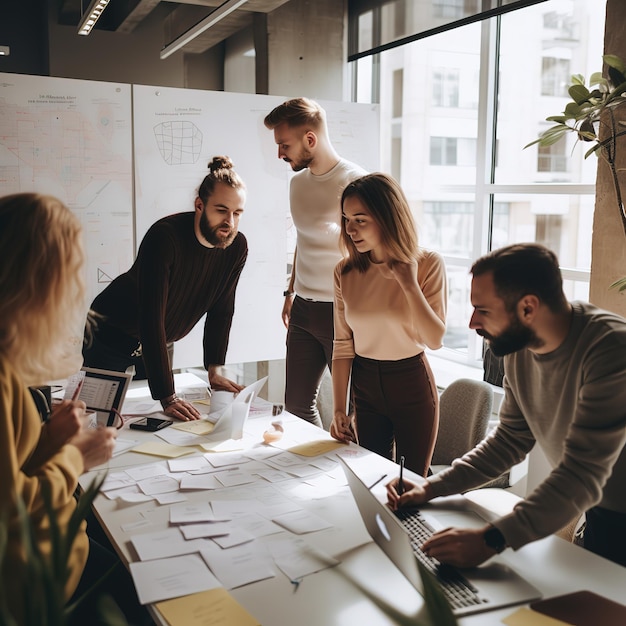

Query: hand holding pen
386;457;434;511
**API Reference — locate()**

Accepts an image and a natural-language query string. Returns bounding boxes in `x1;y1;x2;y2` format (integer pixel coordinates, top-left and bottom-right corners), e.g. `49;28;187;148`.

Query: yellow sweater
0;355;87;618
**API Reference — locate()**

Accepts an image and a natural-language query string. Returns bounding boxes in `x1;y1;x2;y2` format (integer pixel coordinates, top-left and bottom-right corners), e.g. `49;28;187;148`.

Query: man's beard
477;315;543;357
285;147;314;172
200;213;236;248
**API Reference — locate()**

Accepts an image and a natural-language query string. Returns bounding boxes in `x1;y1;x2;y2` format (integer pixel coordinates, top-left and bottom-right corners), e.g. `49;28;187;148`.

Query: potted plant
0;474;127;626
525;54;626;290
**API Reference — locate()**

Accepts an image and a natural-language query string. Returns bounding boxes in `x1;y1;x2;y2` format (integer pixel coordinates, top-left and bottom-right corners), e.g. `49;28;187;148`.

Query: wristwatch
283;290;294;297
483;525;507;554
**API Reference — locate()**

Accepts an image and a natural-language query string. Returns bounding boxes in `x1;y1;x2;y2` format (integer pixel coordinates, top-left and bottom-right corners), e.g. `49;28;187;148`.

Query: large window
352;0;604;367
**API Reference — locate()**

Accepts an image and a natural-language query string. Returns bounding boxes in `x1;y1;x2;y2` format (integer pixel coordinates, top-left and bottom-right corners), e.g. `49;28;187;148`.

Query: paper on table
211;528;255;548
131;527;206;561
156;587;260;626
213;469;257;488
137;475;180;495
168;456;210;472
170;419;216;435
267;535;340;580
130;554;221;605
113;438;140;457
200;543;277;590
287;439;347;457
180;522;231;540
271;509;333;534
169;502;217;524
179;474;222;491
132;441;196;458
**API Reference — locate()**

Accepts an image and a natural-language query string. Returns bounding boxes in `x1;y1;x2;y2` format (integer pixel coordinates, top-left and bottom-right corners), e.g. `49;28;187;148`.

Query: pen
367;473;388;490
71;378;84;402
398;455;405;496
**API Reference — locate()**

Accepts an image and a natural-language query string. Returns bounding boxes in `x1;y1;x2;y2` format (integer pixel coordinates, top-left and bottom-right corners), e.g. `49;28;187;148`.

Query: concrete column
589;0;626;315
265;0;346;100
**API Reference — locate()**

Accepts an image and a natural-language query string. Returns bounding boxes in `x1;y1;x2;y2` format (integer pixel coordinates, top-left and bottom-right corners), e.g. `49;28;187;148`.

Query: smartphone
129;417;173;432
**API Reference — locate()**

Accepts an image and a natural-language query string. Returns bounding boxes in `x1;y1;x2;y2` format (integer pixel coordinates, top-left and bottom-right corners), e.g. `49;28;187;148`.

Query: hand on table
162;398;202;421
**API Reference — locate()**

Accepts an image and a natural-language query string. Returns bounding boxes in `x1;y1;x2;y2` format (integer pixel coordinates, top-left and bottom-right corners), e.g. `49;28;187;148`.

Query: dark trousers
68;537;153;626
583;505;626;567
285;296;334;428
352;352;439;477
83;320;173;381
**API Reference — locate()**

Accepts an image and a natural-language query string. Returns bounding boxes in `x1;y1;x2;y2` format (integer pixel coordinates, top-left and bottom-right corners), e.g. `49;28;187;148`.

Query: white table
81;379;626;626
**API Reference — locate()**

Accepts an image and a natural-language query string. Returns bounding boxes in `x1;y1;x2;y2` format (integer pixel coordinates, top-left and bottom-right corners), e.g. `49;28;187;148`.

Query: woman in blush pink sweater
330;173;447;476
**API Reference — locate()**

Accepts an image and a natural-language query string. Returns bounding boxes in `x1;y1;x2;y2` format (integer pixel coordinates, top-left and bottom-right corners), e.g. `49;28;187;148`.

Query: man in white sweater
387;243;626;568
264;98;366;427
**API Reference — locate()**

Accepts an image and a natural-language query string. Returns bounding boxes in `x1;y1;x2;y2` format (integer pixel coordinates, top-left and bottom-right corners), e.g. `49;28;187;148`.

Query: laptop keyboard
394;509;484;610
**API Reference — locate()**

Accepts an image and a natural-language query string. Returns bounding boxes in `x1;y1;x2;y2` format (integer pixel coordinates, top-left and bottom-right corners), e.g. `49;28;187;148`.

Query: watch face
484;527;506;553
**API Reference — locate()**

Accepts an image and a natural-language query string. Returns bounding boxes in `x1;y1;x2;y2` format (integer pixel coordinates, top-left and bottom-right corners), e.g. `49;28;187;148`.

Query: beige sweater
333;249;447;361
290;159;367;302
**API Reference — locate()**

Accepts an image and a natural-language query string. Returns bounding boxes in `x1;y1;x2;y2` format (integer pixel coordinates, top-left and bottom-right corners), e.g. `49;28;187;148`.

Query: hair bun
208;156;234;172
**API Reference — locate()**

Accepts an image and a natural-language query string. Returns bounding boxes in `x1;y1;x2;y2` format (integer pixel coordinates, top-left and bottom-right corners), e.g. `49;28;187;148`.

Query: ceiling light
160;0;249;60
77;0;111;36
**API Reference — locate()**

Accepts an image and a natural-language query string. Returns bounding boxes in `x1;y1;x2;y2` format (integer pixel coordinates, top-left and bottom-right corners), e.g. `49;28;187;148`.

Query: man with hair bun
83;156;248;420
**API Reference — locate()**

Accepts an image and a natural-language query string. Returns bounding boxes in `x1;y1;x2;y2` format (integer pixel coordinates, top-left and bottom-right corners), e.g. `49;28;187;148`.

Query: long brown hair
0;193;85;384
340;173;422;274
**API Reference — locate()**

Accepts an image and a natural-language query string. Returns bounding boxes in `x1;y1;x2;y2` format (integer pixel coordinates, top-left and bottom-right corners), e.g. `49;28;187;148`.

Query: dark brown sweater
90;212;248;400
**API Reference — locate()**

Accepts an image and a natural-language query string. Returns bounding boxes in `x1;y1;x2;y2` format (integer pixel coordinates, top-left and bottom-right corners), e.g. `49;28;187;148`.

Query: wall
266;0;346;100
47;3;186;88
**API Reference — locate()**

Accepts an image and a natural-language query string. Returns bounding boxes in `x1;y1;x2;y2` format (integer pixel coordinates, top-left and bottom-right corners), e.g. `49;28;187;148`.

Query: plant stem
606;108;626;239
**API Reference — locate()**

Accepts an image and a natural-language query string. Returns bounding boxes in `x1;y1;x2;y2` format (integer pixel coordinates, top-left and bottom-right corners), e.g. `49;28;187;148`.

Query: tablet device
65;367;133;427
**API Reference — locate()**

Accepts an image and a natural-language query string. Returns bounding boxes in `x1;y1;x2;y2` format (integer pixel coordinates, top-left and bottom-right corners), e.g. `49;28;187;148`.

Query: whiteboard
0;72;134;304
0;73;379;369
132;85;380;368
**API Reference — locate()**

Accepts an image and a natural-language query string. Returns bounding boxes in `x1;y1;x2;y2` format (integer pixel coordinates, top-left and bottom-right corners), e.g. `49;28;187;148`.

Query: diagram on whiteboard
154;121;203;165
0;73;134;303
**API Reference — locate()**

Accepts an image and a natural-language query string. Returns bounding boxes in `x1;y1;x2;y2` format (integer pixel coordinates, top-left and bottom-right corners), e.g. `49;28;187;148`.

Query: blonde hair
263;97;326;131
0;193;86;385
340;173;422;274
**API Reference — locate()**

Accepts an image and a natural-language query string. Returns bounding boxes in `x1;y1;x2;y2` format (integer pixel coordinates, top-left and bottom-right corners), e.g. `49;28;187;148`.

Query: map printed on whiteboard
0;72;133;303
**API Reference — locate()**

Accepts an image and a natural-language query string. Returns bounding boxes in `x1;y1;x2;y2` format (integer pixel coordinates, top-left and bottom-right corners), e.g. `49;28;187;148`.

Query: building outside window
352;0;604;369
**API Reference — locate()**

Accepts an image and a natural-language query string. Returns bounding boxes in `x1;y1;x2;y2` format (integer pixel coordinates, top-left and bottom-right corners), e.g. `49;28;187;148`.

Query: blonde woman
0;193;145;623
330;174;447;476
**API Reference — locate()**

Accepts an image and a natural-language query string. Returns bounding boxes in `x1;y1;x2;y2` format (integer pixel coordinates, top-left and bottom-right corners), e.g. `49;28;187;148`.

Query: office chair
430;378;494;475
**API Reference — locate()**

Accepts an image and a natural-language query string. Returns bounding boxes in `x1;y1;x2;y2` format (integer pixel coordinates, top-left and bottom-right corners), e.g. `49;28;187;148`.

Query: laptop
338;457;542;617
64;367;132;427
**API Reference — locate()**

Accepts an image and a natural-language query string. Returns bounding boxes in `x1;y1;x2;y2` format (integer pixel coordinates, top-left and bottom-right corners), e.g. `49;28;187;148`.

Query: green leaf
609;276;626;292
545;115;568;123
564;101;583;117
589;72;607;87
536;126;569;147
568;84;591;105
604;54;626;75
416;560;458;626
571;73;585;86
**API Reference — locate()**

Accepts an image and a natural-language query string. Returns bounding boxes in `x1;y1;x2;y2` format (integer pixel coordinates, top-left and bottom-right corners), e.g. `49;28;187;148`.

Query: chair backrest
431;378;494;466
